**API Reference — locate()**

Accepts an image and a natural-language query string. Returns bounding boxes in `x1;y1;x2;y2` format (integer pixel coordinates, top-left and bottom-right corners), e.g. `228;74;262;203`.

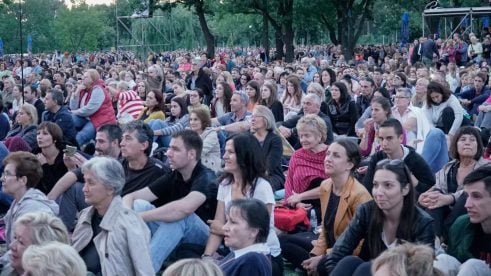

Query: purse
274;206;310;232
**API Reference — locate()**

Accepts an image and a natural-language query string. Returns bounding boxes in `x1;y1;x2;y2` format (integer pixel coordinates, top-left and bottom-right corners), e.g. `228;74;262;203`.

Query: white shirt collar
233;243;270;258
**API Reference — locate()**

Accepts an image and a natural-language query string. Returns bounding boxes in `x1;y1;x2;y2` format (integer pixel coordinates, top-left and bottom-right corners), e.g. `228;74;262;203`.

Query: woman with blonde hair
2;212;68;276
4;103;38;149
372;243;443;276
251;105;285;191
22;241;87;276
163;258;223;276
284;114;328;209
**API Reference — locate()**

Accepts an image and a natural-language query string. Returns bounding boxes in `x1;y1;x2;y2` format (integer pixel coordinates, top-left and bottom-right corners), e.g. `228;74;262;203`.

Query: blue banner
27;33;32;52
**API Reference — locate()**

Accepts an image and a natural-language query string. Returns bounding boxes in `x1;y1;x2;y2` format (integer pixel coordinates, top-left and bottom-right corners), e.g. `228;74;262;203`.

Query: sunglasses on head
376;159;411;183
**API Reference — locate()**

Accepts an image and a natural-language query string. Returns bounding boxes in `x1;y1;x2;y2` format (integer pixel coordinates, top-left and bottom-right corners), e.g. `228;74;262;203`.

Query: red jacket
80;79;116;129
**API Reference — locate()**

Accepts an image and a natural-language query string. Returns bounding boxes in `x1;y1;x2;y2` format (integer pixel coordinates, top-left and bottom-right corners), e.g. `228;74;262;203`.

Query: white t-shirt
217;177;281;257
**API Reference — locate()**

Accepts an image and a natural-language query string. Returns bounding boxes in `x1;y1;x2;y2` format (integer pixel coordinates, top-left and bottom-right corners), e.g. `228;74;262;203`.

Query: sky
65;0;113;8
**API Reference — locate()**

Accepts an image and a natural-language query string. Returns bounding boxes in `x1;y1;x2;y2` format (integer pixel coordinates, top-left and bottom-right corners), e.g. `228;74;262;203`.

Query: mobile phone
63;145;77;156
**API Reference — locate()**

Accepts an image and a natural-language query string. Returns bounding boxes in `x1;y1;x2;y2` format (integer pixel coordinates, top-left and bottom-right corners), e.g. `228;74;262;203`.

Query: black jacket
262;130;285;191
186;68;213;98
319;201;434;275
363;145;435;194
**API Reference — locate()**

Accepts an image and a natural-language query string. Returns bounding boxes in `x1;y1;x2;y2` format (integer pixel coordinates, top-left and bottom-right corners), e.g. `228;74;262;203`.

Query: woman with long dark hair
203;132;283;276
259;82;284;122
280;139;372;274
35;122;68;195
245;80;261;112
326;82;359;137
149;97;189;147
210;82;232;118
424;81;470;140
137;90;165;123
318;159;434;275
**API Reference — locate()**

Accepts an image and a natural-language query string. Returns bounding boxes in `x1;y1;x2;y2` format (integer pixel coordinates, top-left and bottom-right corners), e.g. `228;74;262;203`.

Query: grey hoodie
3;188;59;247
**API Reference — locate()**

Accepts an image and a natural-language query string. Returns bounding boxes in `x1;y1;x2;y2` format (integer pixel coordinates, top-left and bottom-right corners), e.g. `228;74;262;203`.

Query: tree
311;0;374;59
154;0;216;57
54;4;109;51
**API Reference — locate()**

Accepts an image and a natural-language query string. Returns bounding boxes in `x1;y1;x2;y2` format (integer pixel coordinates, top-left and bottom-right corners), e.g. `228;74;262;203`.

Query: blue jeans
133;199;209;272
57;182;88;232
148;119;171;148
422;128;449;174
72;115;96;146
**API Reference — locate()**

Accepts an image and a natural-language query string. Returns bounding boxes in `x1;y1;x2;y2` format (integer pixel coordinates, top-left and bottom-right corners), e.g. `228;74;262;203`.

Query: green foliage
54;3;112;52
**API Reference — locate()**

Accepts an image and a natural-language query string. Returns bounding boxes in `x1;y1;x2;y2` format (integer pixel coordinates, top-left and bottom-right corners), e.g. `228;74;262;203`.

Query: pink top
284;147;328;200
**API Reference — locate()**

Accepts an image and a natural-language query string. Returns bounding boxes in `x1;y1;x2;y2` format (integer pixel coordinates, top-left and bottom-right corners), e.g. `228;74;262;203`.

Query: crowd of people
0;30;490;275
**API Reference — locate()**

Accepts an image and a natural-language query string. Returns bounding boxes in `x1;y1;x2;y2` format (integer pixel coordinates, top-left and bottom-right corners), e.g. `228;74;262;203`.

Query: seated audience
2;213;69;275
282;75;303;120
259;82;284;122
434;166;491;276
284;114;329;210
162;258;223;276
70;69;116;146
138;89;166;124
281;139;372;273
22;241;87;276
318;159;434;275
359;96;393;157
116;81;145;121
218;198;273;276
424;81;470;140
372;243;443;276
203;132;282;275
149;96;189;148
5;103;38;150
42;89;77;146
188;88;209;113
362;119;435;194
279;93;334;149
189;108;221;173
71;156;154;275
34;122;68;195
122;130;217;272
419;126;489;240
326;81;358;137
251;105;285;191
1;152;59;249
210;81;232;118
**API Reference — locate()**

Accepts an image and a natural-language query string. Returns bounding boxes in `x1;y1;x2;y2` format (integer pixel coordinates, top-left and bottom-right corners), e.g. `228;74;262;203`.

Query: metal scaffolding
115;1;169;60
422;7;491;39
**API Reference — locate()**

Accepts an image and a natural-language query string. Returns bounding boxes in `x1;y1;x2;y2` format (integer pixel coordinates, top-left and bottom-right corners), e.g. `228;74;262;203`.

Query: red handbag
274;206;310;232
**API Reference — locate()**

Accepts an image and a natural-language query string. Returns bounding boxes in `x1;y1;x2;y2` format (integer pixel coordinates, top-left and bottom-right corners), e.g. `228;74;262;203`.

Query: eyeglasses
1;171;17;179
394;96;409;99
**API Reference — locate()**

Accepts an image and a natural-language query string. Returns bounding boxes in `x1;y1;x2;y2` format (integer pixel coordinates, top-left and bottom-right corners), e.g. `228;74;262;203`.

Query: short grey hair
234;91;249;105
303;93;321;107
82;157;125;196
47;89;64;106
396;87;412;98
307;83;325;102
253;105;276;131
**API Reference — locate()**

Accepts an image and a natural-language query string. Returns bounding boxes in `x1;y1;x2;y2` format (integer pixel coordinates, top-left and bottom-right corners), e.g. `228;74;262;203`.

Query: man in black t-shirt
123;129;217;272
